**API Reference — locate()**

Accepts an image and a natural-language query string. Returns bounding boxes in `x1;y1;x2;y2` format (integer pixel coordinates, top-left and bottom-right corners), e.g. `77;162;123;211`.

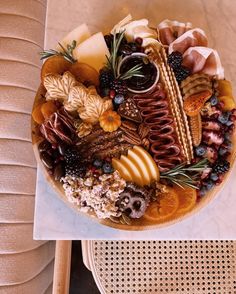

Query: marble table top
34;0;236;240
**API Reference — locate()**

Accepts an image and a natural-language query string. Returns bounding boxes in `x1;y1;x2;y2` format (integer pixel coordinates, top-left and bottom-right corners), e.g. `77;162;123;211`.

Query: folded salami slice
168;28;208;54
158;19;192;46
182;46;224;79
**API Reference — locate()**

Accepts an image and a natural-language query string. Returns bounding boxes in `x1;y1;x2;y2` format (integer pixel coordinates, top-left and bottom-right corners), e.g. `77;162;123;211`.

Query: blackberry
65;163;86;178
99;70;114;89
212;159;230;175
110;79;128;95
64;146;80;164
168;51;183;69
174;66;191;83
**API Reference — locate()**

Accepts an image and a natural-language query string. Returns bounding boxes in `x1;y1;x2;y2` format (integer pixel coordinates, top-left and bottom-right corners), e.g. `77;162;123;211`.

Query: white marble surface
34;160;236;240
34;0;236;240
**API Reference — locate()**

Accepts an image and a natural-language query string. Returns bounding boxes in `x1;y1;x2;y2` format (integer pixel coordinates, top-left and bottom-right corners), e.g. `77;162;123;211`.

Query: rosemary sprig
160;159;209;189
106;30;144;80
118;64;144;80
39;40;77;63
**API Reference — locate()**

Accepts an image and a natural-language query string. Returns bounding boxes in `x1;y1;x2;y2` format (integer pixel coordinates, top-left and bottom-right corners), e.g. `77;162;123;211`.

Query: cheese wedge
57;23;91;51
73;32;110;72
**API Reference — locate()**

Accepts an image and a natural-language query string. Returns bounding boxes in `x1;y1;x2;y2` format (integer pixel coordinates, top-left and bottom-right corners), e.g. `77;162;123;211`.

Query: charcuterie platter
32;15;236;229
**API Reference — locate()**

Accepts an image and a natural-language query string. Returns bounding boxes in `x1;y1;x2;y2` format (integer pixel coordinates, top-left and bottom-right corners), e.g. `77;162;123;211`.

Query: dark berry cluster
212;159;230;175
64;146;86;178
110;79;128;96
167;51;191;83
167;51;182;69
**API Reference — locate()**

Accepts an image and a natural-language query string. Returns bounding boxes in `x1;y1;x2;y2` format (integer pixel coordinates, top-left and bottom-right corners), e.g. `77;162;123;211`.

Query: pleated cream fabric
0;1;55;293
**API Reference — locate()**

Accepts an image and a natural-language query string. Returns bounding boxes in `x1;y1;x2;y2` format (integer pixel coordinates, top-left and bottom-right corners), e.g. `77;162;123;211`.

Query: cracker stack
146;45;194;163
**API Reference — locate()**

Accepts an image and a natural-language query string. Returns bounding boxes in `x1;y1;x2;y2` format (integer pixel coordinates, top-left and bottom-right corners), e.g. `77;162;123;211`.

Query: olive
41;151;54;169
129;42;138;52
120;44;132;56
58;143;67;156
38;140;51;153
54;163;65;181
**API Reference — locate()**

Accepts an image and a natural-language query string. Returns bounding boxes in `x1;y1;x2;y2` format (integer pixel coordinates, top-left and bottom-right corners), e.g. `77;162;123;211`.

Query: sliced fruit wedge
120;155;144;186
127;149;151;185
41;55;71;82
133;145;160;182
144;187;179;222
112;158;133;182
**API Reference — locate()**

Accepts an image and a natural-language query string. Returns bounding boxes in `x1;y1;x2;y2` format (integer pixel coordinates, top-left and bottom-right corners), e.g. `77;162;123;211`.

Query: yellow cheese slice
73;32;110;72
57;23;91;51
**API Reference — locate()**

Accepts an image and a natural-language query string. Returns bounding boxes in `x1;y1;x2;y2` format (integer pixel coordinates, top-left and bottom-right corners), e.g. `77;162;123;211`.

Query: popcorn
61;171;126;219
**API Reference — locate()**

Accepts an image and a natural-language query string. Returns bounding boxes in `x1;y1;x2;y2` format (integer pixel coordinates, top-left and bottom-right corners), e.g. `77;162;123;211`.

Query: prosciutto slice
158;19;192;45
182;47;224;79
168;28;208;54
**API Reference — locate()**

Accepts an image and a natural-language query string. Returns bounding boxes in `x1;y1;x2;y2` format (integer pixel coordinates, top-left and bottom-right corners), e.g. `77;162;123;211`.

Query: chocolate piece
118;98;142;123
116;183;151;219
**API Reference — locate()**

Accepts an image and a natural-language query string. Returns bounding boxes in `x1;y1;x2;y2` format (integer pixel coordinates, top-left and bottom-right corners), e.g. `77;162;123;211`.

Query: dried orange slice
174;185;197;215
41;56;71;82
32;103;45;124
183;90;212;116
41;101;57;119
69;62;99;86
144;187;179;222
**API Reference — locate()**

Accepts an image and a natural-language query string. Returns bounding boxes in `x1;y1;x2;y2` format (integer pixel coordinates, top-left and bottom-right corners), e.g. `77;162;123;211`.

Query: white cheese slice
57;23;91;51
73;32;110;72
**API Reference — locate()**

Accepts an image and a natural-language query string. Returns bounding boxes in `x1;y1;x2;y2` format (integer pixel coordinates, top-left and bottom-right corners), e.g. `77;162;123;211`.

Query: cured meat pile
133;85;183;172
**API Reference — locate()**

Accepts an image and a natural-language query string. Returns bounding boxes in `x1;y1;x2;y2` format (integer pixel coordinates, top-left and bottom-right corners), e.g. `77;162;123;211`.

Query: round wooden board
32;84;236;231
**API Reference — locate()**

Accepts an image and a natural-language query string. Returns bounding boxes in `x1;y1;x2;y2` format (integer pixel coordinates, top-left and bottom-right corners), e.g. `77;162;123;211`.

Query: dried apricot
32;103;44;124
218;95;236;111
41;56;71;82
218;79;233;97
41;101;57;119
69;62;99;86
183;90;212;116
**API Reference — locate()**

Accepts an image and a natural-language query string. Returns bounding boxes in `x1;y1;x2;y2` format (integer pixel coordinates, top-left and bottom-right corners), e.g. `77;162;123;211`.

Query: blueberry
93;158;103;168
226;120;234;126
210;173;218;181
206;180;215;191
102;162;114;174
195;145;207;157
225;140;233;150
114;94;125;105
219;147;227;156
210;95;218;106
218;112;230;124
224;133;231;140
